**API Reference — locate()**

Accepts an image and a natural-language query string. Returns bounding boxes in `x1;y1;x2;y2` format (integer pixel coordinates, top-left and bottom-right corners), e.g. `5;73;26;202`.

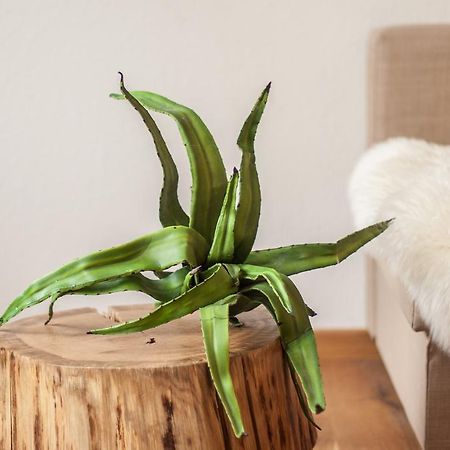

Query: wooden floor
313;330;421;450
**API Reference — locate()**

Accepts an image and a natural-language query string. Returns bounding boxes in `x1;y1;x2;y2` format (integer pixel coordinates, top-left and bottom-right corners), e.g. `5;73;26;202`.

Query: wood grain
314;330;421;450
0;305;316;450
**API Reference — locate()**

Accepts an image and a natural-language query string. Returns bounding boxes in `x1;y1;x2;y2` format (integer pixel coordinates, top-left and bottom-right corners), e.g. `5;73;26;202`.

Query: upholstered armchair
367;24;450;450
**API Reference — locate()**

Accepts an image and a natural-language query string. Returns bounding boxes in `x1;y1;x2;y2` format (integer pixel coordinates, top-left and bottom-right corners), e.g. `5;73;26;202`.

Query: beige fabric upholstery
369;24;450;145
368;25;450;450
427;342;450;449
370;261;428;446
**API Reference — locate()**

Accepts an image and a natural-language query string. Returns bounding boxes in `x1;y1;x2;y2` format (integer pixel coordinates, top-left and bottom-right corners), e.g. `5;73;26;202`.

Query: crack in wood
162;394;176;450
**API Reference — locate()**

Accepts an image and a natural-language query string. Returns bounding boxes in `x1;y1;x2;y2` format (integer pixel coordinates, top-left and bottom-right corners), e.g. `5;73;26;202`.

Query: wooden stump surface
0;305;317;450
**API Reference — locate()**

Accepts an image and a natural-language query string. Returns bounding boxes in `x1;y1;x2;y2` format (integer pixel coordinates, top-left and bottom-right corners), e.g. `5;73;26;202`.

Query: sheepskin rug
349;137;450;353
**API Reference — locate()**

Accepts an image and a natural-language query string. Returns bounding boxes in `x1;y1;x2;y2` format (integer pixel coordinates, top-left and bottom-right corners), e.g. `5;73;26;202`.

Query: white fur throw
349;137;450;353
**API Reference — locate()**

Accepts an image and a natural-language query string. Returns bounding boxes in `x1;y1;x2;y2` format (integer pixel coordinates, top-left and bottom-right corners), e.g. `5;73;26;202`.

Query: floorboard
314;330;421;450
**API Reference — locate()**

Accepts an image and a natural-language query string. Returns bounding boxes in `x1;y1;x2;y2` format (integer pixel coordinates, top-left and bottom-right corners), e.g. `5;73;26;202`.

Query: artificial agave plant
0;73;390;437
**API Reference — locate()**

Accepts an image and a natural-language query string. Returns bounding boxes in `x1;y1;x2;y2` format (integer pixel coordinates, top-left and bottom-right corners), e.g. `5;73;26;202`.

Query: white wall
1;1;450;328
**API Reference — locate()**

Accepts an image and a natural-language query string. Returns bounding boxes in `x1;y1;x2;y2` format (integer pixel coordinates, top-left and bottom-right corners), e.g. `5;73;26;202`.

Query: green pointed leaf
207;169;239;265
45;267;191;324
285;331;325;414
229;294;260;317
45;293;60;325
200;303;245;437
242;281;325;415
1;226;208;324
238;286;320;426
236;264;299;313
89;264;238;335
285;353;320;430
117;74;189;227
73;268;189;302
181;270;195;294
45;272;186;325
245;220;391;275
233;83;271;262
111;90;227;244
229;294;316;318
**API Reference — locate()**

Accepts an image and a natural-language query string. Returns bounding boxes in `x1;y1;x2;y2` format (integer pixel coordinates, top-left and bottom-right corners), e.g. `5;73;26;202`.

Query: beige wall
2;1;450;327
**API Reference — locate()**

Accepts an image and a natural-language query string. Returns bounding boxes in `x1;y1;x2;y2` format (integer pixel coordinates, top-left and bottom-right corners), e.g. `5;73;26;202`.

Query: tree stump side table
0;305;317;450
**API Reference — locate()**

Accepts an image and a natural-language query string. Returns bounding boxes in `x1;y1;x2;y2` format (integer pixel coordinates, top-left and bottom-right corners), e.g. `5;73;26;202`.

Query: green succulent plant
0;73;390;437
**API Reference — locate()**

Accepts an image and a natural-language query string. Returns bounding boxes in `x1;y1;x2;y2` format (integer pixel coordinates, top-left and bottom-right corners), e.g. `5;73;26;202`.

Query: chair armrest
371;257;427;333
